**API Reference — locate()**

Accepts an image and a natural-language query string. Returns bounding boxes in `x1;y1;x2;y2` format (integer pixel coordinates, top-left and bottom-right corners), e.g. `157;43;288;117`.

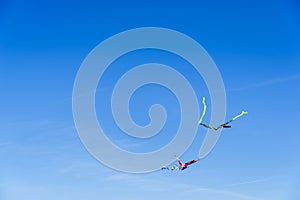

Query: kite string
198;97;207;124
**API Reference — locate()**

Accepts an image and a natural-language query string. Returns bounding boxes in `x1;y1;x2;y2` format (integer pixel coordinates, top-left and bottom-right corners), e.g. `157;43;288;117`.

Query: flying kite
162;156;199;171
176;156;199;170
198;97;248;130
162;97;247;172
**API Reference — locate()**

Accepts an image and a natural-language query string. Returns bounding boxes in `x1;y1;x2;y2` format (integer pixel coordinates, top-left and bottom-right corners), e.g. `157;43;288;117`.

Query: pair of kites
162;97;248;171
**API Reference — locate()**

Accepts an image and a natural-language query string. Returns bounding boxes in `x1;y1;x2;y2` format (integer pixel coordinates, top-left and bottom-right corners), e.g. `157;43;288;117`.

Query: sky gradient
1;0;300;199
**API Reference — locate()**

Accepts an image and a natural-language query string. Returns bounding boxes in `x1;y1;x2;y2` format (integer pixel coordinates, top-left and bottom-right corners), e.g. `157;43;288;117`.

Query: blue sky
1;0;300;199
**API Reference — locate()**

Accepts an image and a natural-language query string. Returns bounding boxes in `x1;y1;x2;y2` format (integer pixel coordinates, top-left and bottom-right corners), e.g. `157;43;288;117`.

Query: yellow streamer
198;97;207;124
232;111;248;121
197;97;248;130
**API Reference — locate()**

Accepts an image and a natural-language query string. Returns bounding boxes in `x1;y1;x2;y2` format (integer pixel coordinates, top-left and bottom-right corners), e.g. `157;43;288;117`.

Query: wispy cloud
190;187;260;200
0;180;48;197
218;176;275;189
230;74;300;92
105;172;272;200
105;173;135;181
186;176;276;200
58;162;101;174
0;142;11;147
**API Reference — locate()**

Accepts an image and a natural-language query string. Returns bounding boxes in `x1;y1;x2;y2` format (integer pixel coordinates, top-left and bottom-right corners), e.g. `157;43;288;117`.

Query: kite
176;156;199;170
162;97;247;172
198;97;248;130
161;156;199;171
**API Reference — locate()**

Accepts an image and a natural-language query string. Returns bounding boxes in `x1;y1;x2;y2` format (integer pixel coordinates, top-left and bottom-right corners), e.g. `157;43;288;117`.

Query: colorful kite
176;156;199;171
161;157;199;171
162;97;247;172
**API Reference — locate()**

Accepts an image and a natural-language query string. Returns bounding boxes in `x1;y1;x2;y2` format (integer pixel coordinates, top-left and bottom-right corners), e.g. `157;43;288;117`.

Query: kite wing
184;159;199;167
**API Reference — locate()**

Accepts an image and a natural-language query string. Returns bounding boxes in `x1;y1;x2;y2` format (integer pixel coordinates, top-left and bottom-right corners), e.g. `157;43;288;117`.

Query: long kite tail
198;97;207;124
232;111;248;121
198;97;248;130
199;123;217;130
198;97;218;130
216;111;248;128
185;159;199;166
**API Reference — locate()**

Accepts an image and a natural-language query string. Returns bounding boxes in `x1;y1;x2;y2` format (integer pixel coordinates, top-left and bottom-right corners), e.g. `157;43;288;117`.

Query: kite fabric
161;157;199;171
176;157;199;170
198;97;248;130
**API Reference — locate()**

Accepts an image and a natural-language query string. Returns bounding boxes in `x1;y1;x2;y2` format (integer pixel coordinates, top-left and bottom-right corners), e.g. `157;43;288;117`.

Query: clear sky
1;0;300;199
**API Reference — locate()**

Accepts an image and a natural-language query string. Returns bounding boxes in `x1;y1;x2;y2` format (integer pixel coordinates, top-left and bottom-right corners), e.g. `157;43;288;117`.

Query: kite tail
198;97;207;124
199;123;216;130
232;111;248;121
198;97;248;130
